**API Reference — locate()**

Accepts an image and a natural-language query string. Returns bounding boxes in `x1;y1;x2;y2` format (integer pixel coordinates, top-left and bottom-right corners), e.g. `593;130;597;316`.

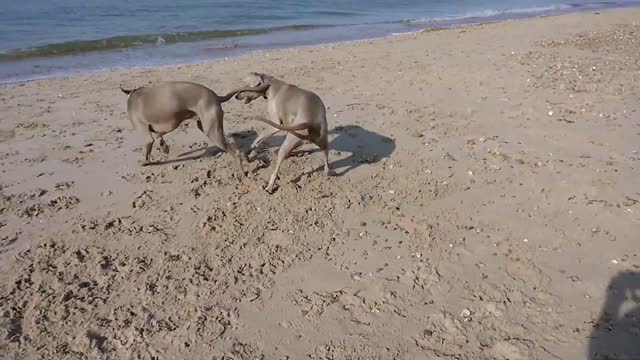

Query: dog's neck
263;78;286;98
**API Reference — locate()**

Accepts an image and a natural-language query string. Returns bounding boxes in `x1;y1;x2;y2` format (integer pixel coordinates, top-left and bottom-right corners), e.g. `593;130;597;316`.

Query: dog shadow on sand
253;124;396;177
322;124;396;176
588;271;640;360
149;125;396;177
148;129;259;166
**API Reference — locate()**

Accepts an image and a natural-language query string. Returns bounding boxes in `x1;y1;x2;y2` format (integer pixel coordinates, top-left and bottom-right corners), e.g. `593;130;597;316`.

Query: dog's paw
234;167;250;180
326;170;336;177
246;148;259;160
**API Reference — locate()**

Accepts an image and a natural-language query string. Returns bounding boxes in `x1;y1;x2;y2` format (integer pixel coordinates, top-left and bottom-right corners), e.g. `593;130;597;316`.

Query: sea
1;0;638;83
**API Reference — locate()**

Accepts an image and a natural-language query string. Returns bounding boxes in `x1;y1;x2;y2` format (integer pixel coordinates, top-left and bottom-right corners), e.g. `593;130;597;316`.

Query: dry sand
1;8;639;360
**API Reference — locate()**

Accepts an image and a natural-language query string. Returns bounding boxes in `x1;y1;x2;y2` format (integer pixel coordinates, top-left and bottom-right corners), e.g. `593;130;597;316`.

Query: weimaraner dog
120;81;267;177
235;73;333;193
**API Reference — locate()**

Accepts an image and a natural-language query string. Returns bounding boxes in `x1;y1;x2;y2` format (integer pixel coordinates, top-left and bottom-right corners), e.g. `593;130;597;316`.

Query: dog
120;81;267;176
235;72;333;193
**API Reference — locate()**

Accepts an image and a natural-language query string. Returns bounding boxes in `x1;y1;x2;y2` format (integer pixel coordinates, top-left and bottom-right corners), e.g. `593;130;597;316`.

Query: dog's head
235;90;265;104
235;72;275;103
242;72;275;87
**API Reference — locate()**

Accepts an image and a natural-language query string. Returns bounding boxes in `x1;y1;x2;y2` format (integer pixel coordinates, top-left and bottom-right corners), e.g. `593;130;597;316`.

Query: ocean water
0;0;638;83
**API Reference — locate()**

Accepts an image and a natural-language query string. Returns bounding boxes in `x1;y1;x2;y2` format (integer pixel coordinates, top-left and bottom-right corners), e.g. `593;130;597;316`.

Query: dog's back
274;81;326;123
127;82;218;123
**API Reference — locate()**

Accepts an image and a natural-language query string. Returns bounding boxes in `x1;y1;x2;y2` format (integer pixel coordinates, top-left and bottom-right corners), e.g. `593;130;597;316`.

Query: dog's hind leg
265;133;302;193
199;109;247;177
310;129;334;177
315;135;334;176
135;124;155;166
321;148;334;176
150;132;169;154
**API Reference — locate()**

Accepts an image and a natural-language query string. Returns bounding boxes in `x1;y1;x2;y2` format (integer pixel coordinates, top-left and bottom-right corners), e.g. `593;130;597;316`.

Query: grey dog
120;81;267;176
235;73;333;193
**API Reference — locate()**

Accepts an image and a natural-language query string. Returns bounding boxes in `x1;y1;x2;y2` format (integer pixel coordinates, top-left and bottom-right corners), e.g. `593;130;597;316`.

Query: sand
1;7;639;360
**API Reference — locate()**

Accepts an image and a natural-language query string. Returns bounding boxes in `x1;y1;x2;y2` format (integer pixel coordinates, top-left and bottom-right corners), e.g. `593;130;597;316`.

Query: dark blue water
1;0;638;83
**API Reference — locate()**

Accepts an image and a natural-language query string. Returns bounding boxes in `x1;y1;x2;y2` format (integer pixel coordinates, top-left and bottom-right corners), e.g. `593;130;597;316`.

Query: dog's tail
217;84;270;103
254;117;310;141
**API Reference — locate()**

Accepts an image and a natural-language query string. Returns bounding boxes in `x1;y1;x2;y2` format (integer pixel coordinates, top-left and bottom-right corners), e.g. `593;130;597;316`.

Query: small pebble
460;308;472;317
478;332;493;347
548;111;554;116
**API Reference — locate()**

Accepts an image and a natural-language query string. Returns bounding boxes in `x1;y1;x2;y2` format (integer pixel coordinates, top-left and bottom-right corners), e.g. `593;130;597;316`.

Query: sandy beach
1;7;639;359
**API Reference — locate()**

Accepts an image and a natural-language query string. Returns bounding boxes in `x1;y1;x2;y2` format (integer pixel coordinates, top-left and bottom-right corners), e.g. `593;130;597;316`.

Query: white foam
409;4;572;24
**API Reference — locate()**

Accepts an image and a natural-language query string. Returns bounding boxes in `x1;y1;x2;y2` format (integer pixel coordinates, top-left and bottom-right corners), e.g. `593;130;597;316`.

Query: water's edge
1;2;638;85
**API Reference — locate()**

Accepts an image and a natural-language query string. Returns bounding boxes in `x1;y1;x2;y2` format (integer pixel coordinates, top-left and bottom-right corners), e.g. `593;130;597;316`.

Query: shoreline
2;2;639;85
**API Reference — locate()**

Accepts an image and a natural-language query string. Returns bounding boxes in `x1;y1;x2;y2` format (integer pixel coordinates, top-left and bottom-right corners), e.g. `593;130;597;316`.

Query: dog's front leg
158;137;170;154
265;134;302;193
